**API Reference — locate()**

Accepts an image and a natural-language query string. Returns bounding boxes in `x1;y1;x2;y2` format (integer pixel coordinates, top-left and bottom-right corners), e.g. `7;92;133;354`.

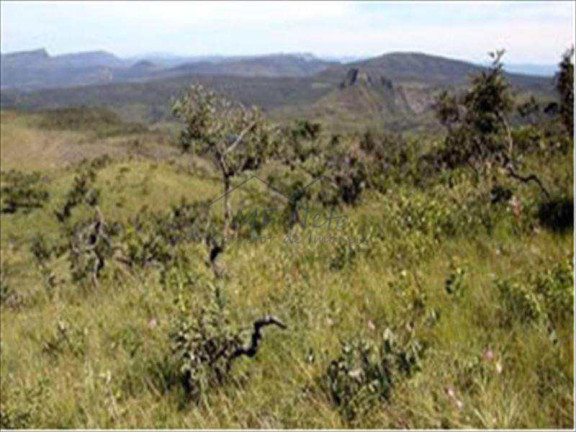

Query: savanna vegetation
0;50;573;429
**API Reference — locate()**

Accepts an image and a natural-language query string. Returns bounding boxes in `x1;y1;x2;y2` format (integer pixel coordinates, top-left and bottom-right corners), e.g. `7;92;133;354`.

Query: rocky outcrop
340;68;394;90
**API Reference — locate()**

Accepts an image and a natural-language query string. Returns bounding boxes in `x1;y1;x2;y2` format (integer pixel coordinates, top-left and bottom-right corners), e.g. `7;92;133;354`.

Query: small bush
496;259;573;328
497;279;543;325
319;329;425;421
55;164;100;222
0;170;49;214
537;196;573;233
532;259;574;323
169;285;242;400
169;283;286;402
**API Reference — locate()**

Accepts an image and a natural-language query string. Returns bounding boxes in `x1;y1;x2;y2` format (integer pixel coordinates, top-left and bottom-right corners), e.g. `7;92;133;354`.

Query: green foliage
497;258;573;328
55;159;105;222
66;213;116;286
0;262;14;306
37;107;147;138
30;234;64;295
169;284;242;401
0;52;573;428
42;319;87;359
320;329;425;421
497;279;544;325
432;50;513;172
0;378;48;429
172;85;276;170
122;199;213;268
555;47;574;135
532;258;574;323
172;84;277;232
0;170;49;214
444;262;467;298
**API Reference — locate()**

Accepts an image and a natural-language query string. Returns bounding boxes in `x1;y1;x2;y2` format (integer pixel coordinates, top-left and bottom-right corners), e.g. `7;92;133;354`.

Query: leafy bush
497;279;544;325
0;170;49;214
537;196;573;232
496;259;573;328
66;213;117;286
319;329;425;421
532;259;574;323
173;84;276;233
55;162;101;222
122;199;213;269
30;235;61;296
169;284;286;401
169;284;243;400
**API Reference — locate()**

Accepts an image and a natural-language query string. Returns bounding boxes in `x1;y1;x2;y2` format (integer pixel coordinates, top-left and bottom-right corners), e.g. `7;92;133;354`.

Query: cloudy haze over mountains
1;1;573;63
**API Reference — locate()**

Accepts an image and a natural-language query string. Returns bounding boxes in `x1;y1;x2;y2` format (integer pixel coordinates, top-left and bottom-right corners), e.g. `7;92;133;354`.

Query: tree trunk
223;174;231;237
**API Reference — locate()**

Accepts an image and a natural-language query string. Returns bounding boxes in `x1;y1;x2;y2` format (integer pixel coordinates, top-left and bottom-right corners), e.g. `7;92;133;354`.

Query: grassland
0;109;573;428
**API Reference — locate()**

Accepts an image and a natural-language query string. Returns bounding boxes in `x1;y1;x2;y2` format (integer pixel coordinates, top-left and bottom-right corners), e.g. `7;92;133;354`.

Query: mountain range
0;49;557;132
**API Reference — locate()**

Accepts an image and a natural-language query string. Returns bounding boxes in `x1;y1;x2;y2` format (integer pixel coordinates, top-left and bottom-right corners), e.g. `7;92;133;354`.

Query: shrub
66;213;117;286
0;170;49;214
169;284;286;401
532;259;574;323
55;163;100;222
30;235;61;296
537;196;573;233
169;284;242;400
319;329;425;421
497;279;543;325
496;259;573;328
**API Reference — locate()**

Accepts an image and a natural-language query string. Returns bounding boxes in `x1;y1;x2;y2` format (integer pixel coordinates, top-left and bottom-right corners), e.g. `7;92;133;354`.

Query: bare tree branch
222;120;258;157
231;315;287;360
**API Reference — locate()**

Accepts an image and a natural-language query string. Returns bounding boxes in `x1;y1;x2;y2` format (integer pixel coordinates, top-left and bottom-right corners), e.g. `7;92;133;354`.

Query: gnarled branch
231;315;287;360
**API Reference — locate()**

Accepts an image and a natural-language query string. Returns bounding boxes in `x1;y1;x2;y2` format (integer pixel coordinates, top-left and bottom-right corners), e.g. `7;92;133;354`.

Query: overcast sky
1;1;574;63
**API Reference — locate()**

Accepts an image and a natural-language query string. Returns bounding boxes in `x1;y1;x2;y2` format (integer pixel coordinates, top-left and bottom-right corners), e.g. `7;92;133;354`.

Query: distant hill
168;54;335;78
0;49;128;90
0;74;332;124
319;52;553;90
0;49;334;90
0;51;556;132
284;52;555;131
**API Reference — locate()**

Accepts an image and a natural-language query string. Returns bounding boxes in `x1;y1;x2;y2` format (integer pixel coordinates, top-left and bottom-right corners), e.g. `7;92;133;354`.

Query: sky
1;1;574;63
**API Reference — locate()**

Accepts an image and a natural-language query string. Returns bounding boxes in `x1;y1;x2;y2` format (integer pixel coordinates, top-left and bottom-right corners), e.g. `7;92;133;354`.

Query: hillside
0;49;127;90
0;100;572;429
0;50;334;90
319;52;553;89
0;51;556;132
168;54;335;78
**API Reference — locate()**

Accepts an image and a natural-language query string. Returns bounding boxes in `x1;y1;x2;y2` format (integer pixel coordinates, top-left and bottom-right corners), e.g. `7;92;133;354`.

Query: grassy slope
0;110;573;428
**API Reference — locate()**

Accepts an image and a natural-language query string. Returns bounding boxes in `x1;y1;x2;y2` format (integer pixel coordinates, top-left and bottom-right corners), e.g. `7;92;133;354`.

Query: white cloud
1;1;573;62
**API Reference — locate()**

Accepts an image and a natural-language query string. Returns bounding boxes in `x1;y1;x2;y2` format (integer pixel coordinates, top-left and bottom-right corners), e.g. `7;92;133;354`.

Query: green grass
0;109;573;428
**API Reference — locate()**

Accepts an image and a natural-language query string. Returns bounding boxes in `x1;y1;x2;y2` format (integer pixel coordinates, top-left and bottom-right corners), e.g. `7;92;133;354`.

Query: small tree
434;50;550;198
556;47;574;135
172;85;275;235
